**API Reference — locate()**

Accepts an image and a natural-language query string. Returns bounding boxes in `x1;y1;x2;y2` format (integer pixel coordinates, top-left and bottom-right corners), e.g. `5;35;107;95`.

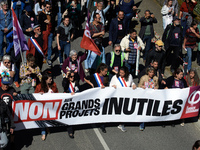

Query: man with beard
108;11;130;46
162;16;183;73
106;44;125;80
145;40;165;75
27;24;44;69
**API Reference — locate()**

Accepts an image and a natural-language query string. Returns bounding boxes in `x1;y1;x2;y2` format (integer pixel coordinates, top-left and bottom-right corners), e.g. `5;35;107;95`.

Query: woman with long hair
161;0;174;29
62;71;79;139
184;69;199;86
165;68;188;89
109;66;136;132
165;68;188;127
35;71;58;141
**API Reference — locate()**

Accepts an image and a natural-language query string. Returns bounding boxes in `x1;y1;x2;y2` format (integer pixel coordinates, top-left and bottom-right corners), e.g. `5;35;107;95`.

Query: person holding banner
84;63;108;133
165;68;188;127
27;24;44;69
84;63;109;89
62;71;78;138
138;66;158;131
165;68;188;89
20;53;42;94
109;66;136;132
34;70;58;140
120;28;145;76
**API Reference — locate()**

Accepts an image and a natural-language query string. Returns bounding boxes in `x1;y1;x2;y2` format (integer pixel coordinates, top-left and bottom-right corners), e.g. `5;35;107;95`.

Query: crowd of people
0;0;199;148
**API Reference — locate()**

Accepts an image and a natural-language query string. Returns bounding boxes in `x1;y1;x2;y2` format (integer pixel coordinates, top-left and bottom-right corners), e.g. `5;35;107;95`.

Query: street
11;0;200;149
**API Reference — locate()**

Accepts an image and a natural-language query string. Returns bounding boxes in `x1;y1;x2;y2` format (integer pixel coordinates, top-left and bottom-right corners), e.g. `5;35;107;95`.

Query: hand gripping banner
12;86;200;131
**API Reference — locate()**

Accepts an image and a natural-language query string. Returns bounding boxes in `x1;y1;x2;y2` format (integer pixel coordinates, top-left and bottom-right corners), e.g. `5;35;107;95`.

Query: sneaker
180;122;184;127
14;81;20;88
47;60;52;66
118;125;126;132
60;63;63;66
139;125;144;131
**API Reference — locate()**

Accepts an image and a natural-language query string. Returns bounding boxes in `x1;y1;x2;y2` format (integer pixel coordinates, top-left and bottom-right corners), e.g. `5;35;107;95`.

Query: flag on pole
12;8;29;56
80;12;101;56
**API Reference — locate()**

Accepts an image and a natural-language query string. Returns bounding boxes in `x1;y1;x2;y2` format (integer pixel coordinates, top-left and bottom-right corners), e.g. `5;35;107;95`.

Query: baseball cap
173;16;180;21
25;5;32;12
1;77;10;85
33;24;40;30
155;40;164;46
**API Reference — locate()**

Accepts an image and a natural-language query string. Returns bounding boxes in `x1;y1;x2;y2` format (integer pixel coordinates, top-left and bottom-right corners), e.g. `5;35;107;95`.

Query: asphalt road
11;0;200;149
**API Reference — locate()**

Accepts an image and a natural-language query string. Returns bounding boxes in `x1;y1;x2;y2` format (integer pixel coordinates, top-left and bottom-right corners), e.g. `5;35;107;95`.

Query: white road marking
93;128;110;150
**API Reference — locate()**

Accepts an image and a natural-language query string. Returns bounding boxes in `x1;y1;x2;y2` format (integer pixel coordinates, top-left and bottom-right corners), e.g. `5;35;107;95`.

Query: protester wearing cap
27;24;44;69
145;40;165;75
162;15;183;73
20;5;38;42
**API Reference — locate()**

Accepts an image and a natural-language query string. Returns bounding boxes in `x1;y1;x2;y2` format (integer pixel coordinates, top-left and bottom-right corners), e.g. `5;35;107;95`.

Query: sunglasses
4;61;10;64
115;50;121;52
46;6;50;8
70;76;75;78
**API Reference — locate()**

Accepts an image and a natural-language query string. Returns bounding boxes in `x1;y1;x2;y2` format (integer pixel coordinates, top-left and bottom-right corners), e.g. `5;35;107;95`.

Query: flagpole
18;39;25;65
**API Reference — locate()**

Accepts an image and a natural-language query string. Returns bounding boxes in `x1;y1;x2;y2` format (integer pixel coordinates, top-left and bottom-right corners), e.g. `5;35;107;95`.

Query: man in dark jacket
20;5;38;42
145;40;165;74
162;16;183;73
108;10;130;46
139;10;157;62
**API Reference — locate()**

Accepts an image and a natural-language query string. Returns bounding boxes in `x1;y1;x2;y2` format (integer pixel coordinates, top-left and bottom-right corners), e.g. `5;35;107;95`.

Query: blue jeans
142;35;152;60
186;47;193;71
140;122;145;129
47;33;53;61
84;47;105;69
125;13;134;31
57;6;62;27
58;40;71;63
14;63;19;82
41;128;46;135
125;61;136;75
14;5;22;19
0;30;6;57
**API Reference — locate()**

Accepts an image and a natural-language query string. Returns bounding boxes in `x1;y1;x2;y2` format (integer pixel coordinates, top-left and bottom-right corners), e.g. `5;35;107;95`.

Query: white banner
12;86;200;131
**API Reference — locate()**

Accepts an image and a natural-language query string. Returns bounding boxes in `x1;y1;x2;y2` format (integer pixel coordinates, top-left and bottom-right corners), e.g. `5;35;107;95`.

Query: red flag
80;15;101;56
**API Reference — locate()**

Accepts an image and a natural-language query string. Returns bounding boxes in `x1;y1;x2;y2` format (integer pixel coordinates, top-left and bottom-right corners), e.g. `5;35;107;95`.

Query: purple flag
12;8;29;56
